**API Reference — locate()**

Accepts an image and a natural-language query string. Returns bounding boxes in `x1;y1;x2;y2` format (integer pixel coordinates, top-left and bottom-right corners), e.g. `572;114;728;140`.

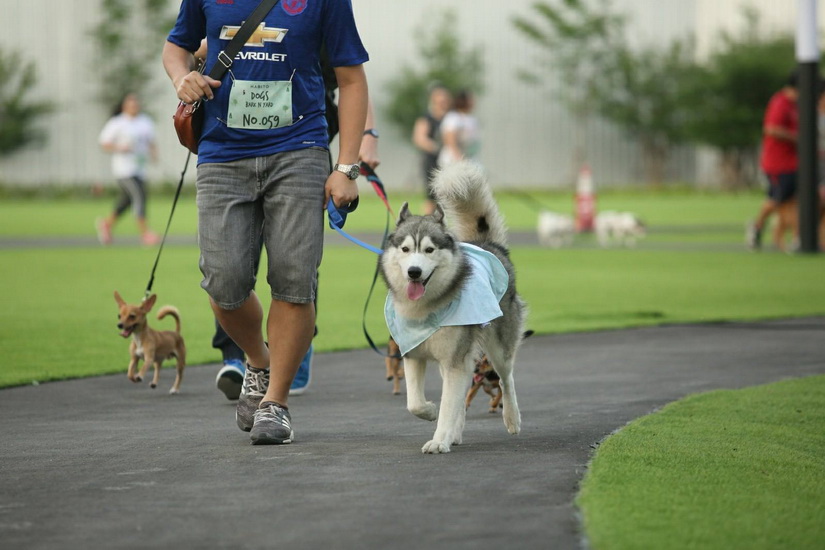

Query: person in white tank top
96;93;159;246
438;90;481;168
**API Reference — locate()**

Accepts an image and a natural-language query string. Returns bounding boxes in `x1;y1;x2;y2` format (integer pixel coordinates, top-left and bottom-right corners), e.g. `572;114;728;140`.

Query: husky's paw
503;411;521;435
150;382;157;389
168;388;179;395
421;439;451;454
129;375;142;383
409;401;437;421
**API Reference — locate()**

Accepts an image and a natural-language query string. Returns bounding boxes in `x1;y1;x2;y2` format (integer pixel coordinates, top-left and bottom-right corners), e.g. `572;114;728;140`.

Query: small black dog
465;331;534;413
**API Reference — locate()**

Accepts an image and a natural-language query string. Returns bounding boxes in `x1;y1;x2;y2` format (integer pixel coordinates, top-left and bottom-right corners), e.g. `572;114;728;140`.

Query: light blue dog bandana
385;243;509;356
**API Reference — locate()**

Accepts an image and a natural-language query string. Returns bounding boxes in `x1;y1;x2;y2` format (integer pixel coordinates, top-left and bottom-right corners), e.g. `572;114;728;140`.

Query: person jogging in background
747;70;798;250
96;93;160;247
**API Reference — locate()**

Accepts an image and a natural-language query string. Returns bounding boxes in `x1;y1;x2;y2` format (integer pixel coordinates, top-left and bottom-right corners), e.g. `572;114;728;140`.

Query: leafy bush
512;1;804;187
88;0;177;111
0;48;54;157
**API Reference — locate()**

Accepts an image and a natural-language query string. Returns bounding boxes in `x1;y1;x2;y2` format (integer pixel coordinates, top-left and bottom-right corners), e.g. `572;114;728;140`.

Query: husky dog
380;162;526;454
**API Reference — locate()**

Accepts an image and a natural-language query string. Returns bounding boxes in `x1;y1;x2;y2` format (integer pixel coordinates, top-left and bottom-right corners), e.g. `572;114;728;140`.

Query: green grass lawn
577;375;825;550
0;188;822;388
0;185;763;236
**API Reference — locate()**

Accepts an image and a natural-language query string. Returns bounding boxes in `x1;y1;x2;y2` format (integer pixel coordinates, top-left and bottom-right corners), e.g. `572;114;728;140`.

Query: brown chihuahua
465;330;534;413
385;337;405;395
465;354;502;413
114;291;186;394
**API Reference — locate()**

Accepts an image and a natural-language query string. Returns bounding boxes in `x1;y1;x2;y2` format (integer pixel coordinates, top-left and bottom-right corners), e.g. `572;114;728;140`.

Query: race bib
227;80;293;130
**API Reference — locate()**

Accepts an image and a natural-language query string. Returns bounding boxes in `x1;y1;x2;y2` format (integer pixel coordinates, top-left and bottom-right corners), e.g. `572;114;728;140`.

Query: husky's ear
431;204;445;225
398;202;411;225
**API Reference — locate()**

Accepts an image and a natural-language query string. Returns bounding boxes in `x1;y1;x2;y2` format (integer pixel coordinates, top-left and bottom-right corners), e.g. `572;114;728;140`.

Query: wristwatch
334;163;361;180
363;128;379;139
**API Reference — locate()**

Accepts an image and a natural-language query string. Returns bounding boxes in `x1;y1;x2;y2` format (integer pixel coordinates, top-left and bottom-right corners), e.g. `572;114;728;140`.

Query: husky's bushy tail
430;162;508;246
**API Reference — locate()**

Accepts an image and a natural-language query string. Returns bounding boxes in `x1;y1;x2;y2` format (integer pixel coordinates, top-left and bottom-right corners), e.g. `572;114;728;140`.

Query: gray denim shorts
196;147;329;309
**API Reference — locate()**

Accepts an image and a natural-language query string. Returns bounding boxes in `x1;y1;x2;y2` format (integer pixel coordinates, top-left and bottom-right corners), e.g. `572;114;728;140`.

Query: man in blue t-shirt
162;0;369;445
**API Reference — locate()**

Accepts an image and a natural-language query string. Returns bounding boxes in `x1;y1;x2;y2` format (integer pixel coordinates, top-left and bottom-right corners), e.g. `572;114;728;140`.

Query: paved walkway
1;318;823;549
0;223;748;252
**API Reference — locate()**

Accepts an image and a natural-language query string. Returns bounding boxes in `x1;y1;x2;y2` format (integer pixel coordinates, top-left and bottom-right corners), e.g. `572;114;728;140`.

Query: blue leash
326;165;402;358
326;195;383;255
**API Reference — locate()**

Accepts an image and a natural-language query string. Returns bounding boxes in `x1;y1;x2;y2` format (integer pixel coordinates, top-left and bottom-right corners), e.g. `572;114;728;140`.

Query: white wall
0;0;815;189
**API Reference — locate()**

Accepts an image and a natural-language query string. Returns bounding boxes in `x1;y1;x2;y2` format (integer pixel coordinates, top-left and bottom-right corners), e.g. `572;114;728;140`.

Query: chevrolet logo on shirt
219;22;287;46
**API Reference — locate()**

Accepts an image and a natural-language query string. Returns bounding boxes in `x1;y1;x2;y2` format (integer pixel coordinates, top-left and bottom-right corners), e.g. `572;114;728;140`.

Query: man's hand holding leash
325;64;368;209
162;41;221;105
175;72;221;105
325;171;359;210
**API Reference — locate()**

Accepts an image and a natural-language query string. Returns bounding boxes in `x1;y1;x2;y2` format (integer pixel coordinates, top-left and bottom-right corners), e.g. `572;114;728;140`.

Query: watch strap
334;163;360;179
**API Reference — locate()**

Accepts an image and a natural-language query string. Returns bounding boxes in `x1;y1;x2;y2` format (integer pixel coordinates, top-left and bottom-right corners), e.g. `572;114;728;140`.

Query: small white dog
595;211;646;247
537;211;575;248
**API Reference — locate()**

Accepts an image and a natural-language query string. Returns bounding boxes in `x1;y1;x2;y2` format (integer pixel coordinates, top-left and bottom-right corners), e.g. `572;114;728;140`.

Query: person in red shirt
747;70;799;250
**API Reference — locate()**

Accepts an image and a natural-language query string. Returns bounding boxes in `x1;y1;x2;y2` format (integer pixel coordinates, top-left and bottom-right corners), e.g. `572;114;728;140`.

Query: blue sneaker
216;359;245;401
289;344;313;396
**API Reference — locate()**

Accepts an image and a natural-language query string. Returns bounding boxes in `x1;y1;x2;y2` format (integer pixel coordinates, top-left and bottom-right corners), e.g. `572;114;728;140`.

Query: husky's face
381;203;457;303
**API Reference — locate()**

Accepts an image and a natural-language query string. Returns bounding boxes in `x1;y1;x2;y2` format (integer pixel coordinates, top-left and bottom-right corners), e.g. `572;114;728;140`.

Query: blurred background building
0;0;819;190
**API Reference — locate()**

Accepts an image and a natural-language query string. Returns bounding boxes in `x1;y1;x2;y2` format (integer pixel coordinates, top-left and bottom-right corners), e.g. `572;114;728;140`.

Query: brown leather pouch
172;101;203;154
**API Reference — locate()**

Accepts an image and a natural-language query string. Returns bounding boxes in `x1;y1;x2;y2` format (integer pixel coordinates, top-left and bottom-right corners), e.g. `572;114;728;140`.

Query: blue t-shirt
167;0;369;164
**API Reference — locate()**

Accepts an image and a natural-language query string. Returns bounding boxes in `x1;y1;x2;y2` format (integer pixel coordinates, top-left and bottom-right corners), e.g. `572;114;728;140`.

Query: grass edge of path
575;374;825;550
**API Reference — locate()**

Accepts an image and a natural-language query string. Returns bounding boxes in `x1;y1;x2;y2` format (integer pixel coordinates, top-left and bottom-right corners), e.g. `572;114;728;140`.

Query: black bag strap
144;152;191;299
207;0;281;81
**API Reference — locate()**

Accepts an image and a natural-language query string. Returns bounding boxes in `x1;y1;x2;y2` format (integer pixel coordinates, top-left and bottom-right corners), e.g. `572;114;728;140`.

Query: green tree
512;0;625;169
684;9;795;188
384;9;485;138
89;0;177;110
0;49;54;157
512;0;698;185
598;38;700;184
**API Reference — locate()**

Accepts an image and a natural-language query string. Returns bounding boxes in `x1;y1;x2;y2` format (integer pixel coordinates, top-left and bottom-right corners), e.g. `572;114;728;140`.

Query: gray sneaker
236;365;269;432
250;402;294;445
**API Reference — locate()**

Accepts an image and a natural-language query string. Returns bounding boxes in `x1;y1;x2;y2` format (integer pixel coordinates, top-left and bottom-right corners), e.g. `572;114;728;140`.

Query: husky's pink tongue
407;281;426;301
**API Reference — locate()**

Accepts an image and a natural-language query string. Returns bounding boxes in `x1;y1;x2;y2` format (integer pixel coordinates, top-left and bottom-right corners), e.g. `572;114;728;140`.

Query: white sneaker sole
216;367;243;400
